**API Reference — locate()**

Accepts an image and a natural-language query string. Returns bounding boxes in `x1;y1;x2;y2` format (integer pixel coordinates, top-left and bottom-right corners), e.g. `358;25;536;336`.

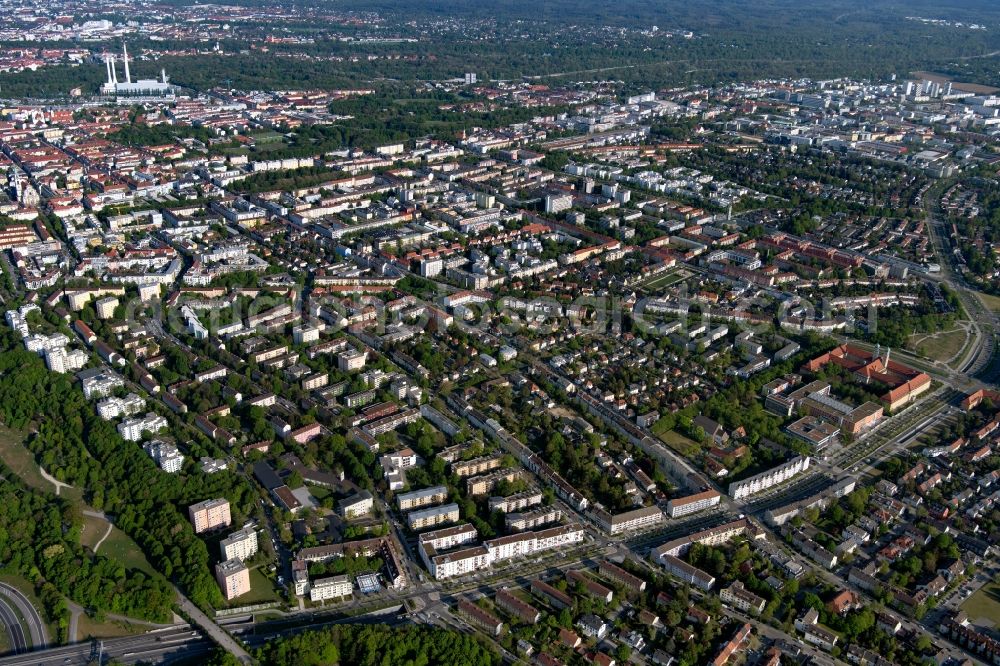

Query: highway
0;597;26;655
0;625;211;666
0;583;47;651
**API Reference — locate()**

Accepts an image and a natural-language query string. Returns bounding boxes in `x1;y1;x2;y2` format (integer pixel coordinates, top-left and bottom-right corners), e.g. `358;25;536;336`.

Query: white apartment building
80;369;124;399
408;503;460;531
427;545;492;580
666;489;722;518
117;412;168;441
292;325;320;345
596;505;665;535
422;523;585;580
95;297;119;319
97;393;146;420
729;456;810;500
309;575;352;602
338;349;367;372
220;527;259;562
44;346;88;373
338;490;374;519
143;440;184;473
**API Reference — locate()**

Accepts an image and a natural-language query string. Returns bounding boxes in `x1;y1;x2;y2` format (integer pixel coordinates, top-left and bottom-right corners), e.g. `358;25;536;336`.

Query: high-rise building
215;559;250;600
189;498;232;533
220;527;259;562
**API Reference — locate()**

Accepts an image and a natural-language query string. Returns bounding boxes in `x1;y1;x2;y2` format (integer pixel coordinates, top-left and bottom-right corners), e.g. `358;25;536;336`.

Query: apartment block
397;485;448;511
117;412;168;442
215;558;250;601
407;503;460;530
189;498;232;533
666;489;722;518
720;581;766;614
309;575;352;602
220;527;259;562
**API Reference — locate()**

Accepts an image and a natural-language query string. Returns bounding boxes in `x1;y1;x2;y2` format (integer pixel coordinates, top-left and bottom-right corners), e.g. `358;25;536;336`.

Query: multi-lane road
0;625;210;666
0;583;47;655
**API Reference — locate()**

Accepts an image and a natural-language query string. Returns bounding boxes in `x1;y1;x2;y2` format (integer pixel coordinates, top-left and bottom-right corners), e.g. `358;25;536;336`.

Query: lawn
962;581;1000;628
657;429;702;457
641;269;688;293
97;526;156;576
79;513;110;552
906;327;968;364
75;613;149;641
0;422;54;494
976;291;1000;314
236;567;280;606
309;485;333;502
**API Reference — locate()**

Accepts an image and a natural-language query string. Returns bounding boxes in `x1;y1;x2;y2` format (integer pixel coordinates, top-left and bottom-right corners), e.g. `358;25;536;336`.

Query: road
0;583;47;651
0;625;211;666
0;597;26;655
923;181;1000;383
174;589;252;664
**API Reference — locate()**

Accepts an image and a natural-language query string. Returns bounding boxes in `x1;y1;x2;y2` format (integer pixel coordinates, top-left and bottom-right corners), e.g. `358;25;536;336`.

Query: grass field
97;526;156;576
0;422;83;502
962;581;1000;628
79;513;111;552
75;613;148;641
906;326;968;364
238;567;280;606
977;292;1000;314
0;422;54;494
657;429;702;457
641;269;689;292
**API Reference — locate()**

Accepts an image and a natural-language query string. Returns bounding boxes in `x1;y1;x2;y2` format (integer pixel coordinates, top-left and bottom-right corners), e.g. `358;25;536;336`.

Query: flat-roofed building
189;498;232;533
666;489;722;518
427;545;490;580
397;485;448;511
220;527;259;562
309;575;352;602
594;505;665;535
215;558;250;601
408;503;460;530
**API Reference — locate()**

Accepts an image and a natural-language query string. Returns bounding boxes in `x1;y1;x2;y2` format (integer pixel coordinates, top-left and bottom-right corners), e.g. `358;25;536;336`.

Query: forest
4;0;1000;98
0;329;256;611
255;623;502;666
0;464;173;640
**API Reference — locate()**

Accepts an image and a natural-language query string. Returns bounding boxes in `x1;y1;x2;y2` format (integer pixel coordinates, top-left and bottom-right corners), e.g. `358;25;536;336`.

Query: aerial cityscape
0;0;999;665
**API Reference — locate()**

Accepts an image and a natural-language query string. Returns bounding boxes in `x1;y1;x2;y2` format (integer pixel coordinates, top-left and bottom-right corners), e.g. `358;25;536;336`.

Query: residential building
220;527;259;562
189;498;232;533
338;490;374;519
720;581;766;614
310;575;352;602
397;485;448;511
117;412;168;441
408;503;460;530
215;558;250;601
